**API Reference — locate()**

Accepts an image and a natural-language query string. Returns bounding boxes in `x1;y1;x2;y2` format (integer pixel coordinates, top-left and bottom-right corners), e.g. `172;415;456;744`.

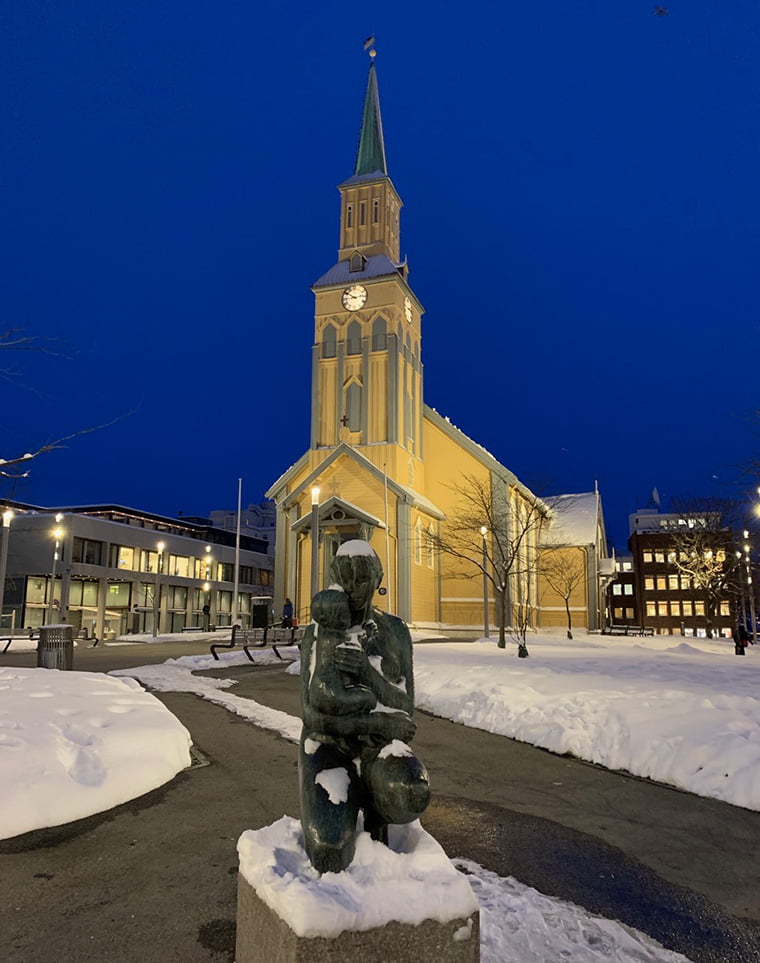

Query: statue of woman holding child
298;540;430;874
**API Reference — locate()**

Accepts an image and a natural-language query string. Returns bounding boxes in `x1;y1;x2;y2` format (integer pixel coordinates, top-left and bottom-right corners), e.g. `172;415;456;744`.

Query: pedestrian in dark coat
281;597;294;628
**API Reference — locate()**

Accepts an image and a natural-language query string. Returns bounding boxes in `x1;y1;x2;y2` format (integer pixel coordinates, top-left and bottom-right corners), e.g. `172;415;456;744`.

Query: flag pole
232;478;242;625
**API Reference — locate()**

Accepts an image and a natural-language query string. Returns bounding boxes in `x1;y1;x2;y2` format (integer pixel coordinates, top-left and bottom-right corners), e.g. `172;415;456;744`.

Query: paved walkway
2;643;760;962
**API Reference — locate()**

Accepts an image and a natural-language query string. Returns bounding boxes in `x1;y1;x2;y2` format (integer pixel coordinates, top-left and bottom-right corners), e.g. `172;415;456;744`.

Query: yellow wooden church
267;57;611;634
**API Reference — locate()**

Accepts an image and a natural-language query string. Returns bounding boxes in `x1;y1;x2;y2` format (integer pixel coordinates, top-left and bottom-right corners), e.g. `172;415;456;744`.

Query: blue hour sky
3;1;759;549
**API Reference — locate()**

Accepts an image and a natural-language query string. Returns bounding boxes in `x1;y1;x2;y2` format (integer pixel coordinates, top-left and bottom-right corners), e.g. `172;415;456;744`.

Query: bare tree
0;326;126;480
667;497;743;638
539;547;587;639
428;472;549;655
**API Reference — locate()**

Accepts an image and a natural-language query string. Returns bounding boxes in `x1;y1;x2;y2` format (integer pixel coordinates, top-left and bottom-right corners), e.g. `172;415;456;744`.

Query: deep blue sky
4;1;759;549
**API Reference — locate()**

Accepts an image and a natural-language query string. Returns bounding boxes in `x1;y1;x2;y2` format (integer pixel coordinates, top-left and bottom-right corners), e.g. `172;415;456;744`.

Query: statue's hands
333;643;370;681
377;711;416;742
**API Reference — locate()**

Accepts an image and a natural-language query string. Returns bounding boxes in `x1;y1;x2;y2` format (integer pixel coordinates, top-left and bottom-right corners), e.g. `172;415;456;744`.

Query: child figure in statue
299;541;430;874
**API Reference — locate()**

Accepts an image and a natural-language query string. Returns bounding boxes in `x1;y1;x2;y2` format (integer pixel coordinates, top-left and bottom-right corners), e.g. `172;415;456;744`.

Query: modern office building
0;501;273;637
628;508;736;638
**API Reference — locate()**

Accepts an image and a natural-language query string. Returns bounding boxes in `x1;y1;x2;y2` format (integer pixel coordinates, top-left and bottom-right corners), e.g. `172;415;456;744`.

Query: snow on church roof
542;492;601;546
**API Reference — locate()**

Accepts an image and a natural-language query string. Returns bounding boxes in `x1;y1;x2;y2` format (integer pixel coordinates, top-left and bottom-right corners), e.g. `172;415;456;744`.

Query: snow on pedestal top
237;815;478;938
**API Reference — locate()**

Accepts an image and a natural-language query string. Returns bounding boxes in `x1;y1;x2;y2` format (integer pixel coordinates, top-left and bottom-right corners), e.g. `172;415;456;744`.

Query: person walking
281;597;294;628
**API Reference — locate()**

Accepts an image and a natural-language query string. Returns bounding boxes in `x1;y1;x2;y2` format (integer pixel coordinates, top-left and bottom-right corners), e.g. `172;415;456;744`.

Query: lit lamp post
311;486;321;604
46;513;64;624
480;525;490;639
743;530;757;644
203;546;212;630
152;540;165;638
0;509;14;630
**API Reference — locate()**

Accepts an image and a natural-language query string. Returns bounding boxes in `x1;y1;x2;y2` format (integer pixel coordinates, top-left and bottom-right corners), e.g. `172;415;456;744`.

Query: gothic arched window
345;381;362;431
371;316;387;351
322;323;336;359
346;320;362;355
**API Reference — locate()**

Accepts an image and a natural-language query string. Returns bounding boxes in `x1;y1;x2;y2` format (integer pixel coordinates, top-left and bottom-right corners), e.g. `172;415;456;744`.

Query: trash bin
37;624;74;670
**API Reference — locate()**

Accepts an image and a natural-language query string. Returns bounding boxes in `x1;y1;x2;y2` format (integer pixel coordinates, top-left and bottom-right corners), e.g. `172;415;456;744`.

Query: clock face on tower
342;284;368;311
404;296;413;323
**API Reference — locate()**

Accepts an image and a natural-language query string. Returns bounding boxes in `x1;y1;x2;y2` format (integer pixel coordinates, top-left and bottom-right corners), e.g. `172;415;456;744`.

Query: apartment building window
643;551;653;563
655;552;665;563
622;561;632;572
670;601;681;617
647;602;657;617
625;608;634;619
108;545;134;569
613;584;622;595
658;602;668;616
645;577;655;591
668;575;679;590
623;584;633;595
683;601;693;616
73;537;104;566
169;555;190;577
695;602;705;616
614;607;624;620
656;577;667;590
259;569;272;586
720;601;731;616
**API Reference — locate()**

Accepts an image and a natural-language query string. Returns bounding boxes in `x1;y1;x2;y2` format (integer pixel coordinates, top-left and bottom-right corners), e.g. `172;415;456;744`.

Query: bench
2;630;39;653
604;624;654;637
210;624;302;662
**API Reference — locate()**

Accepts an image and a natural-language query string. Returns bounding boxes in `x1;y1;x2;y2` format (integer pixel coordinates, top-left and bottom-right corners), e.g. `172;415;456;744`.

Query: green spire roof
354;62;387;176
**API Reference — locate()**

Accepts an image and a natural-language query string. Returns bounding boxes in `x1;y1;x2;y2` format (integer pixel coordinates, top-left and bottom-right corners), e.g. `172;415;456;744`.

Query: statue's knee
364;752;430;824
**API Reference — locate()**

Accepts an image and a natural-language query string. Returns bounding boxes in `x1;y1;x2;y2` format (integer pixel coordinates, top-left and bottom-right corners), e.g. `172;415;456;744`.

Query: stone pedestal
237;873;479;963
235;816;480;963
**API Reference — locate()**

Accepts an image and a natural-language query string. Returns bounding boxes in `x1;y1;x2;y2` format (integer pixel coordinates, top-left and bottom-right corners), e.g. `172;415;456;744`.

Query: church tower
310;58;425;486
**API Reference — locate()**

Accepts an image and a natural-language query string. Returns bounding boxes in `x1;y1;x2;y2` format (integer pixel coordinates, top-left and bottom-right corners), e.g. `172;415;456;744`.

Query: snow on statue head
330;540;383;621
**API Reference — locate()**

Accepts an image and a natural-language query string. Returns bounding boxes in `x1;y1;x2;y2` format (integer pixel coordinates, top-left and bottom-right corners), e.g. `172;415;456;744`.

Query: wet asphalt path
1;643;759;962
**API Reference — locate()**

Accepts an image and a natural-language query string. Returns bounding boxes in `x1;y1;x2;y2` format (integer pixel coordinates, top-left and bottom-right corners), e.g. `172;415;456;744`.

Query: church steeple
336;60;402;264
354;63;387;177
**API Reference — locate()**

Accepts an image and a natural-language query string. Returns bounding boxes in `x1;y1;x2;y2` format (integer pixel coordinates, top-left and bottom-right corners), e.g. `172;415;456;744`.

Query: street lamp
743;530;757;644
46;513;64;624
480;525;490;639
0;509;14;630
152;540;165;638
311;486;321;604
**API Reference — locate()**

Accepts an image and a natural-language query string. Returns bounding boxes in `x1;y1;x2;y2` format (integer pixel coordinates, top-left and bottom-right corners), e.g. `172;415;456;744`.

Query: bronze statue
299;541;430;873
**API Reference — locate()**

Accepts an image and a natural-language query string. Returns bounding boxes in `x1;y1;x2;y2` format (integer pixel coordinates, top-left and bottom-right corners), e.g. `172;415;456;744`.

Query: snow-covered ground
0;665;191;839
5;629;758;961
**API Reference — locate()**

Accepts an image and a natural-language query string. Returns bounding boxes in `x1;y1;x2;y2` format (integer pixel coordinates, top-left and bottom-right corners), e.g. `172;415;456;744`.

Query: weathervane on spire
363;35;376;59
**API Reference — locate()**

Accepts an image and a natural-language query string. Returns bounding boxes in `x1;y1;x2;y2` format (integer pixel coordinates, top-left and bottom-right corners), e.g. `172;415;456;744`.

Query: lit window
668;575;679;590
667;551;677;563
625;608;634;619
646;602;657;617
655;552;665;563
622;562;632;572
658;602;668;616
623;584;633;595
720;601;730;616
614;607;624;619
716;550;726;562
682;601;693;616
670;601;681;617
695;602;705;616
645;577;655;591
613;584;622;595
656;577;667;590
643;551;653;563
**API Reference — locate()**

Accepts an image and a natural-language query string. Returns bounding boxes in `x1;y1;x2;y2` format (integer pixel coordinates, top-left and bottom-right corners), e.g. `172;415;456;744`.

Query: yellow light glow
52;527;63;540
2;509;13;526
311;486;320;505
157;540;166;552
